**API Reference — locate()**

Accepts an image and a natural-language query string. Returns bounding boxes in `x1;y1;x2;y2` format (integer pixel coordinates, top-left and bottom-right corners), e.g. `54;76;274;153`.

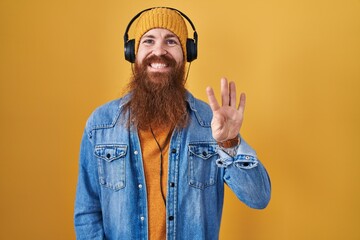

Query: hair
123;54;188;130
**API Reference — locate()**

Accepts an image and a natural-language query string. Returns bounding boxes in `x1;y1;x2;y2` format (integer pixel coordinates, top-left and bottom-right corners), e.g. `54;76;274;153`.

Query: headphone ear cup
186;38;197;62
124;39;136;63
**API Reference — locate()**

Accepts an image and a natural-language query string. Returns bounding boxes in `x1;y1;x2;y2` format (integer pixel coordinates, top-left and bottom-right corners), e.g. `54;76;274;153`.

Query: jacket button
171;149;176;153
106;153;111;159
168;216;174;221
170;182;175;187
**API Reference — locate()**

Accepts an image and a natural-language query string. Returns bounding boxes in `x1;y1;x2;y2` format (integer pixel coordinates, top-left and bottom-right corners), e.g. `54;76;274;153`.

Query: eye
166;39;179;46
142;39;154;45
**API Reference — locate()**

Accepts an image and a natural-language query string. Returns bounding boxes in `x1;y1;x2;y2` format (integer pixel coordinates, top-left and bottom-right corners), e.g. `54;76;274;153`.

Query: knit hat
134;7;188;60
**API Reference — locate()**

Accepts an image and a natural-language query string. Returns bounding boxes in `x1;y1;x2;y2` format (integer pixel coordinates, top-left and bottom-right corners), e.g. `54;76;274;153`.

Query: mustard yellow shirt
138;126;172;240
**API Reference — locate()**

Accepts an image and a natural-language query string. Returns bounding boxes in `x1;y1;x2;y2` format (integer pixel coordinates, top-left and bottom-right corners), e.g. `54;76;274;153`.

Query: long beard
125;55;188;130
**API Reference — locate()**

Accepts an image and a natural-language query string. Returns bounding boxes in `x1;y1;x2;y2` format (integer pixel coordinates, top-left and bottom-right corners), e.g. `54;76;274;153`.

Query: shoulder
85;95;130;132
186;91;213;127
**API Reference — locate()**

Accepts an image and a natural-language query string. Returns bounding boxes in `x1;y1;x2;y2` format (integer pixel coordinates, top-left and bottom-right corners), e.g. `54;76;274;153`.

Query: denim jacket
74;91;271;240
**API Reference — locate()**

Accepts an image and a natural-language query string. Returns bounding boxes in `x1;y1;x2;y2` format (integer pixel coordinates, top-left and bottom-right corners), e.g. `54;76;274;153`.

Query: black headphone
124;7;198;63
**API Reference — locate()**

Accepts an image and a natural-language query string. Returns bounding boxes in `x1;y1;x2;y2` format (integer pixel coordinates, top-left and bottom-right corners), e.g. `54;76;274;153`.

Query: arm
216;137;271;209
206;77;271;209
74;130;105;239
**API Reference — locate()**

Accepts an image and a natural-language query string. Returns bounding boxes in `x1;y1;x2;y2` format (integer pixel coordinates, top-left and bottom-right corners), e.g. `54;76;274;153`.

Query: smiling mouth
148;62;171;72
150;63;168;69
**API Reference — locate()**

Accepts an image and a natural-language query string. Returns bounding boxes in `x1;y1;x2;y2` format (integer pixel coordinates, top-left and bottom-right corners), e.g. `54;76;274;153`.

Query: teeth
150;63;167;69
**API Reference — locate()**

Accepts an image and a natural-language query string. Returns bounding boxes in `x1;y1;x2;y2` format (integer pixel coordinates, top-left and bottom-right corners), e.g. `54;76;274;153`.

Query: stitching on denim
234;154;257;161
216;158;233;168
233;156;258;169
216;154;258;169
188;142;218;189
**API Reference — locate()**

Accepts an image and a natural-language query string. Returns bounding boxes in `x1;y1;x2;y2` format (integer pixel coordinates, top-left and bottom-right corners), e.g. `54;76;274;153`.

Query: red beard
125;55;188;130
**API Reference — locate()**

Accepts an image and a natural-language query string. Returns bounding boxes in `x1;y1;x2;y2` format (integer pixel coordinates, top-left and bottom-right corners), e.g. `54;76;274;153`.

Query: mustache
142;55;177;68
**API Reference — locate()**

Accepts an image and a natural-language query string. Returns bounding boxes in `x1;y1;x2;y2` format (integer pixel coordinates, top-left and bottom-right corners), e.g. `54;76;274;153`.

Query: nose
152;42;167;56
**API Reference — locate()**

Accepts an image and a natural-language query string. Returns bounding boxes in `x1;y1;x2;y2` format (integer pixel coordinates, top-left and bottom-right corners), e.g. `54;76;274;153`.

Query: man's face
136;28;184;82
126;28;188;129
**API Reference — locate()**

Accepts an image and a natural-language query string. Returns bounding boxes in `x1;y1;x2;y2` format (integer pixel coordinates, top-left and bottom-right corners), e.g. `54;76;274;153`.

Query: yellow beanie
134;8;188;60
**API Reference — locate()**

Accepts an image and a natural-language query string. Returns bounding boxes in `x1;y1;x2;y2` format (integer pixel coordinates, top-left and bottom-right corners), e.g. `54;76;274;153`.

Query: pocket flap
188;143;217;160
94;144;127;162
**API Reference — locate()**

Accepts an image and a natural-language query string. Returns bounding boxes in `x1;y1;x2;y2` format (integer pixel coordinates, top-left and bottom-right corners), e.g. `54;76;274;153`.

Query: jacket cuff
216;136;258;168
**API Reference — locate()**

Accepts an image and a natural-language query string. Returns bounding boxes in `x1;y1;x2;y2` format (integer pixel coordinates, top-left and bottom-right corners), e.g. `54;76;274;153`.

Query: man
74;7;271;240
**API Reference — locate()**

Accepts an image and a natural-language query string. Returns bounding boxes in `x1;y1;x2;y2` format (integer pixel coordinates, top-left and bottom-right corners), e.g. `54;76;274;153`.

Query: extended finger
221;77;229;106
229;81;237;108
206;86;220;111
238;92;246;114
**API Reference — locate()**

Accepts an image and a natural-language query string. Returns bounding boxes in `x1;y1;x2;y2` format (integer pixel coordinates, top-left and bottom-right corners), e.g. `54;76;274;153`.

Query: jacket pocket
188;143;218;189
94;144;127;191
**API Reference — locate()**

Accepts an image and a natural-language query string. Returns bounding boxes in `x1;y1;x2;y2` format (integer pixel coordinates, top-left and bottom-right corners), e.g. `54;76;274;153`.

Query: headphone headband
124;7;198;63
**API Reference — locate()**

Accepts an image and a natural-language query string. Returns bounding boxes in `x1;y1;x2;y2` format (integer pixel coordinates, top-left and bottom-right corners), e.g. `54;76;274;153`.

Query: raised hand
206;77;246;142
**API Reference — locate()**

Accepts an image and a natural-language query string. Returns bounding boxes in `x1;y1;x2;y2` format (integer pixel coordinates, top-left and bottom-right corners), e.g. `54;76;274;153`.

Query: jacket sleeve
74;129;105;239
216;137;271;209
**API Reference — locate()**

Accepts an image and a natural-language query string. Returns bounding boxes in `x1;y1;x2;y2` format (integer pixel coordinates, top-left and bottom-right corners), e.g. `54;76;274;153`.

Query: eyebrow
141;33;178;39
164;34;178;39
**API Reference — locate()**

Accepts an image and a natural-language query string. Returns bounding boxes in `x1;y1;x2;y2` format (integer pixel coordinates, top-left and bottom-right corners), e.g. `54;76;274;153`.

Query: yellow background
0;0;359;239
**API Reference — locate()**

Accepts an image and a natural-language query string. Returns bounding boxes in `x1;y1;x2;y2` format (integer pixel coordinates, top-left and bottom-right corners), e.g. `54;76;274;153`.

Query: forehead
141;28;180;39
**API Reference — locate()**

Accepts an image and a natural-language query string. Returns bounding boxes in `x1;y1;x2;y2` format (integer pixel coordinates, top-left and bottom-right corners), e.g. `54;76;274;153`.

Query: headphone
124;7;198;63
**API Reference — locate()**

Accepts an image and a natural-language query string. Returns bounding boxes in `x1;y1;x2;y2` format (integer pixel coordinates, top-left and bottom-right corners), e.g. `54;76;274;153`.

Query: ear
125;39;136;63
186;38;197;62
